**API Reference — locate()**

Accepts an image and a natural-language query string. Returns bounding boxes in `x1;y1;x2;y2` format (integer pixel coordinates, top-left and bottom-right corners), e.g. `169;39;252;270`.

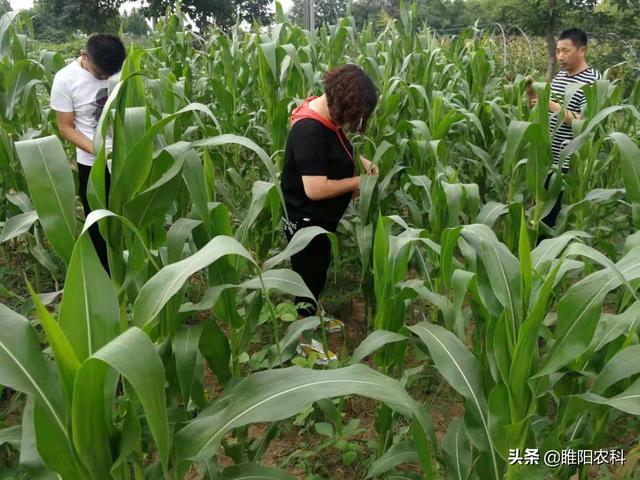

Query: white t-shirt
50;60;114;166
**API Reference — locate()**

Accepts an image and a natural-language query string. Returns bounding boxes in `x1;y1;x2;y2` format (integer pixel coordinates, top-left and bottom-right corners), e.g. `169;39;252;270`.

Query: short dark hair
324;64;378;133
558;28;588;48
85;34;126;77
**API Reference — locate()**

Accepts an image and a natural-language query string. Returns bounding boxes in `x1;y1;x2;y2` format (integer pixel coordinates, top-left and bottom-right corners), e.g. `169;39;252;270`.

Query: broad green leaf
408;322;500;479
442;417;472;480
167;218;202;264
580;378;640;415
26;280;80;401
0;210;37;242
592;345;640;395
133;235;256;330
72;328;170;475
174;324;204;404
193;135;281;202
350;330;408;365
124;142;189;228
263;226;338;271
20;398;61;480
367;441;418;477
538;246;640;376
174;364;430;462
58;235;119;361
0;304;79;478
15;135;77;264
610;132;640;203
240;268;315;301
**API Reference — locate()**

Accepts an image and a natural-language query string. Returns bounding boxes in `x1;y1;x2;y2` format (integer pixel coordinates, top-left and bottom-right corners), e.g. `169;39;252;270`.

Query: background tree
141;0;272;31
61;0;124;33
350;0;398;27
288;0;349;27
29;0;123;39
122;8;150;36
467;0;601;79
0;0;11;15
414;0;473;30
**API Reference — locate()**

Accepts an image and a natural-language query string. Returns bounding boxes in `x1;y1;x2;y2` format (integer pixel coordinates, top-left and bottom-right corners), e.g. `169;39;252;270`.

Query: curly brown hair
324;64;378;133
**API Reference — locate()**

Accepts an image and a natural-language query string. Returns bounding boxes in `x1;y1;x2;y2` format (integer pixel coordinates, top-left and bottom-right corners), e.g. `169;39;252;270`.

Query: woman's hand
360;156;379;175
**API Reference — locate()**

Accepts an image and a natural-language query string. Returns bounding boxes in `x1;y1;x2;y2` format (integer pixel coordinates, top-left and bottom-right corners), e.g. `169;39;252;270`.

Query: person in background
527;27;601;232
280;64;378;361
50;33;127;271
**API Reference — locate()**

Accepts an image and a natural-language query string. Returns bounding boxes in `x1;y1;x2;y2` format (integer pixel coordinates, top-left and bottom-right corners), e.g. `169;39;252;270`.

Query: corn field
1;2;640;479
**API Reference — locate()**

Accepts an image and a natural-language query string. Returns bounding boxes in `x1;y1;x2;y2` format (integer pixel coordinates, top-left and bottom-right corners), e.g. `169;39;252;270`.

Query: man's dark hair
558;28;588;48
324;64;378;133
85;34;126;77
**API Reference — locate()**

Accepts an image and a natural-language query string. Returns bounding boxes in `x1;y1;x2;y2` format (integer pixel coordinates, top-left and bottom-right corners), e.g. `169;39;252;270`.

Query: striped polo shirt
549;66;601;170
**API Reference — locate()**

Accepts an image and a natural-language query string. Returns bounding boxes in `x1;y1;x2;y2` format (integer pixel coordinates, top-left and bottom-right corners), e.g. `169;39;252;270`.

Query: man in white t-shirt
50;34;126;271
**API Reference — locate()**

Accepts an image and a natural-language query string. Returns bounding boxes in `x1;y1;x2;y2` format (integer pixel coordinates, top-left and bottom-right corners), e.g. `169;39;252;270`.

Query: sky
9;0;294;14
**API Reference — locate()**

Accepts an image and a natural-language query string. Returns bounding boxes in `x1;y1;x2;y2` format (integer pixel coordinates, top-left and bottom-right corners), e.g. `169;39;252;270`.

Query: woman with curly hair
281;64;378;325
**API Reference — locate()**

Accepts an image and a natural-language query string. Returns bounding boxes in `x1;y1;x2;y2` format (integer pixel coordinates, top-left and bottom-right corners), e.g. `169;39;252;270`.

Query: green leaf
174;324;204;404
263;226;338;271
411;415;436;479
350;330;408;365
314;422;334;437
58;235;120;361
167;218;201;264
442;417;472;480
367;441;418;477
200;318;232;386
580;378;640;415
133;235;256;330
72;327;170;475
409;321;500;479
240;269;315;301
20;398;61;480
0;210;37;242
175;364;430;462
0;426;21;448
193;134;281;201
592;345;640;395
15;135;77;264
26;280;80;401
124;142;189;228
610;132;640;203
537;246;640;376
0;304;80;478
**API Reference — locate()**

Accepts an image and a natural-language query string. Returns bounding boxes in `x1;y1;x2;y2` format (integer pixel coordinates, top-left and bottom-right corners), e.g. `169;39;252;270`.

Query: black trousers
283;216;333;317
541;167;567;230
77;163;110;272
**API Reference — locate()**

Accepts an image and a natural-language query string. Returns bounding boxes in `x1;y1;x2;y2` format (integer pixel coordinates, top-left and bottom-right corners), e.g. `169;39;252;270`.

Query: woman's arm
302;175;360;201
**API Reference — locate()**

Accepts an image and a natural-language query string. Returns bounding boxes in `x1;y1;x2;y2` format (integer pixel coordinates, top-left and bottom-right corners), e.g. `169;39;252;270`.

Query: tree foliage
0;0;11;14
141;0;272;31
30;0;123;38
288;0;350;27
122;8;150;36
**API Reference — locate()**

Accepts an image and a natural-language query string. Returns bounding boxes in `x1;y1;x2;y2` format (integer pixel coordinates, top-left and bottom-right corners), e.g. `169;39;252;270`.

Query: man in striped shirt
528;28;601;230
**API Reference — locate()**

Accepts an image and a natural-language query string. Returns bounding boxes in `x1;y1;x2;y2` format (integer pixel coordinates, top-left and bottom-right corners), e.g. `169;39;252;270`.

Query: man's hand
525;75;537;107
549;100;562;113
55;110;94;154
